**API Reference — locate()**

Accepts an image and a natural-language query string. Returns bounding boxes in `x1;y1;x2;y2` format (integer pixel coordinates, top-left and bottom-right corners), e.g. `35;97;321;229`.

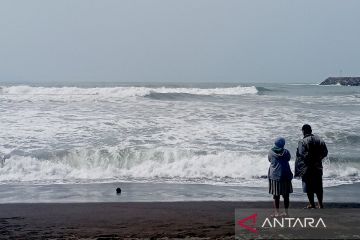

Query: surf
0;147;358;186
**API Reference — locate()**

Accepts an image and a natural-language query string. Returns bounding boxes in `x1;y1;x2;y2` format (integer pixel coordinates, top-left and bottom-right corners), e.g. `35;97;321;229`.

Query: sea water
0;82;359;202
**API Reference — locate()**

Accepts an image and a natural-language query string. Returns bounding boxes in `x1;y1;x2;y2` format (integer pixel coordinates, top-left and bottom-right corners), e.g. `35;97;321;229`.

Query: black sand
0;201;359;239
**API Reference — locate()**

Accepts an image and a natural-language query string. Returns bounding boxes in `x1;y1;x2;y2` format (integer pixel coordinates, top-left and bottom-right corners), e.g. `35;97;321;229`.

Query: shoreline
0;181;359;203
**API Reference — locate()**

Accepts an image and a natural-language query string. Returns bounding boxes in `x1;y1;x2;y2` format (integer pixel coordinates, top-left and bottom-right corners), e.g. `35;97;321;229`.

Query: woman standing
268;137;293;216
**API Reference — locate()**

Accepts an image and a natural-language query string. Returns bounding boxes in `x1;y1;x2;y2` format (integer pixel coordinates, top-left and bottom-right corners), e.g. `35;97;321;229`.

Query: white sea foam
0;148;266;183
0;147;358;187
0;85;258;101
0;83;359;188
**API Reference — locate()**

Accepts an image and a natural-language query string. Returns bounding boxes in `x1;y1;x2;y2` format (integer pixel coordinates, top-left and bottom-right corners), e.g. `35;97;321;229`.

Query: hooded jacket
268;148;293;181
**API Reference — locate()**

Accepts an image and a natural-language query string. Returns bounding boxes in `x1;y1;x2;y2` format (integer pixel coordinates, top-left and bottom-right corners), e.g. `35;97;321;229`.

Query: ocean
0;82;359;202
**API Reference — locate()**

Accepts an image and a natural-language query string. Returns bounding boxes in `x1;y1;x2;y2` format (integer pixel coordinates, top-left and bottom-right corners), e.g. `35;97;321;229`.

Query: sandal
270;212;280;218
280;212;289;217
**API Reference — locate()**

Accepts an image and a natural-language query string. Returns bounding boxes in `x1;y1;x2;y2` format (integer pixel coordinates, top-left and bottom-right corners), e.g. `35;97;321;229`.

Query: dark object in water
0;154;11;168
116;187;121;194
320;77;360;86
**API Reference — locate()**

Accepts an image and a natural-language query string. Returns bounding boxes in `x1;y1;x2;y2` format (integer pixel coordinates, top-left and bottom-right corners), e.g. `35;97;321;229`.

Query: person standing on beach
268;137;293;216
295;124;328;209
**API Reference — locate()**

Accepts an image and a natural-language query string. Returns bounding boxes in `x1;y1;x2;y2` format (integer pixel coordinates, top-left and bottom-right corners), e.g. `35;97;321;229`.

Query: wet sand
0;201;359;239
1;182;359;203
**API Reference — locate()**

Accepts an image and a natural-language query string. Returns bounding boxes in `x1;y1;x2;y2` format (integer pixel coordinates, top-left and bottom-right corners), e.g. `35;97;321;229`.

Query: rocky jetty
320;77;360;86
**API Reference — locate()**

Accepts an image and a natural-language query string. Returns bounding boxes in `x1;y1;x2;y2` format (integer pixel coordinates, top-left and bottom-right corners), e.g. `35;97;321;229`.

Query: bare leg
307;192;316;208
283;195;289;215
316;191;324;208
273;195;280;216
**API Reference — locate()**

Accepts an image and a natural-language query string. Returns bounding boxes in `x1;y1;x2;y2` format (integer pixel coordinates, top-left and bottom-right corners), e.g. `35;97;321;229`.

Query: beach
0;182;359;238
1;201;359;239
2;1;360;238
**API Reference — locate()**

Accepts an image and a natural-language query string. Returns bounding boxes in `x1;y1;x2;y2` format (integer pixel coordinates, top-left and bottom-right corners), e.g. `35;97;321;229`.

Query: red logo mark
237;213;258;234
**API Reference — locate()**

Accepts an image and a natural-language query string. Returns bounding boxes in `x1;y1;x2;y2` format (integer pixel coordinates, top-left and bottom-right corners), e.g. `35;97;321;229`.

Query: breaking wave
0;85;258;100
0;147;359;186
324;131;360;145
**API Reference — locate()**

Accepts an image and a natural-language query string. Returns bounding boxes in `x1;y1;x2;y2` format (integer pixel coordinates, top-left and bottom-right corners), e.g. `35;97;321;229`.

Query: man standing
295;124;328;209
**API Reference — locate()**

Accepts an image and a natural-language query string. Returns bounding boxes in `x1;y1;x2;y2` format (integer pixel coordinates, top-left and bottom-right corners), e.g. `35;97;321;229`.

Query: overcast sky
1;0;359;84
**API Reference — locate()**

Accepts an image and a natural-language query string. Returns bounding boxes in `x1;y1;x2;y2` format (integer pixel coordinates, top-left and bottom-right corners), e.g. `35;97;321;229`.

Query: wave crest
0;85;258;101
1;147;358;185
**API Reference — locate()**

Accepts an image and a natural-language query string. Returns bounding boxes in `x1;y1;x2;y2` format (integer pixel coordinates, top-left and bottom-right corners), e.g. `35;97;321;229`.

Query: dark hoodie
268;147;293;181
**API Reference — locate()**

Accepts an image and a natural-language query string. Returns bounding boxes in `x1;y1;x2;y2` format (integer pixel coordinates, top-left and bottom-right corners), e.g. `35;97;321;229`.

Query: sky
0;0;359;84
